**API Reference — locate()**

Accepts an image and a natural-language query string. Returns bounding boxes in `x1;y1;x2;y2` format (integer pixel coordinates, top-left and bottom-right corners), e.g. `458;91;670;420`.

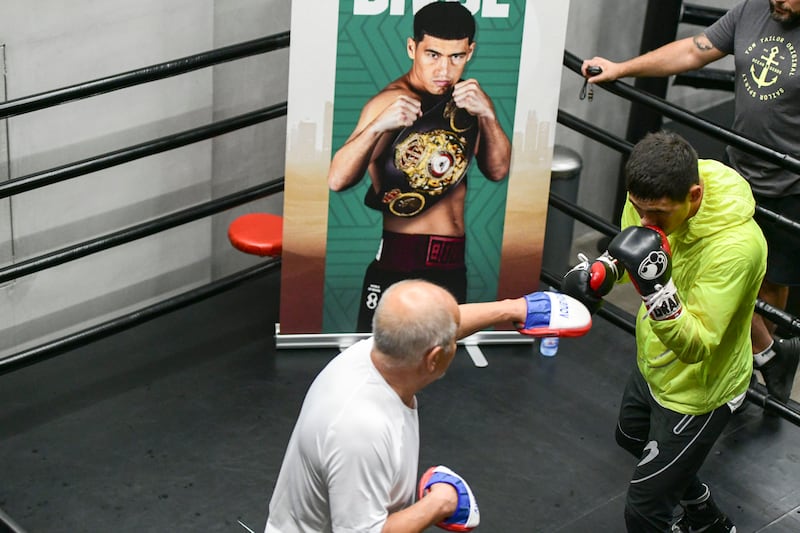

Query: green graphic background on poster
323;0;525;333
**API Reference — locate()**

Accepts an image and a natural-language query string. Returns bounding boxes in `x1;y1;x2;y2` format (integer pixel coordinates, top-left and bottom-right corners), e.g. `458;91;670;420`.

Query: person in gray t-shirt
581;0;800;414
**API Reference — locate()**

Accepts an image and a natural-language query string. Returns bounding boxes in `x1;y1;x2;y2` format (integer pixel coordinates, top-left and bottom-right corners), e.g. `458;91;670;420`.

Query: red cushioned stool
227;213;283;257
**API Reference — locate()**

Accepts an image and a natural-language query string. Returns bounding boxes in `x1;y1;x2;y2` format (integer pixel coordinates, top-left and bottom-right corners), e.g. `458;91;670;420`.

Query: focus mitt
418;465;479;532
516;291;592;338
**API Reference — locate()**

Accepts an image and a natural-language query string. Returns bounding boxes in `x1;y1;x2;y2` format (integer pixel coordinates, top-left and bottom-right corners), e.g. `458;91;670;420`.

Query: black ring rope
680;3;727;26
0;258;280;377
557;109;635;156
563;50;800;175
556;109;800;234
755;300;800;336
549;190;620;238
0;178;283;285
747;385;800;420
754;203;800;233
0;32;289;120
0;103;286;199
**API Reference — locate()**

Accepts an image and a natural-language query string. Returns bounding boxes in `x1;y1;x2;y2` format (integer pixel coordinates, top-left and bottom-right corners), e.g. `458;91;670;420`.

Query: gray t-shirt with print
705;0;800;196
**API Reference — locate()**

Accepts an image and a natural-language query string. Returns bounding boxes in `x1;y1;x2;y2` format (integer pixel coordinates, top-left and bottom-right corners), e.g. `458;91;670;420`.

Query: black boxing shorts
355;231;467;332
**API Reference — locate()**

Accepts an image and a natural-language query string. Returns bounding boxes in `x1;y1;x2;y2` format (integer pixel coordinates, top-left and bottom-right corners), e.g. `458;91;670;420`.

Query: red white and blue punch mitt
418;465;480;532
516;291;592;338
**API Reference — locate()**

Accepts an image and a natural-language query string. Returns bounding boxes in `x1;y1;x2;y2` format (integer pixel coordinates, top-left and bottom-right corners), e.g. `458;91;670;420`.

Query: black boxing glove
561;251;622;314
607;226;682;321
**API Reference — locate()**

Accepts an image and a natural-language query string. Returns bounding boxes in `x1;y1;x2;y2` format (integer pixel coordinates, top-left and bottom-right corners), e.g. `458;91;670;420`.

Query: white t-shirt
264;338;420;533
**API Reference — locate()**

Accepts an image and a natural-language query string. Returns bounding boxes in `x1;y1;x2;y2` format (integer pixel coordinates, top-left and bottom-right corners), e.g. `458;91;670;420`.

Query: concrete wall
556;0;736;242
0;0;290;357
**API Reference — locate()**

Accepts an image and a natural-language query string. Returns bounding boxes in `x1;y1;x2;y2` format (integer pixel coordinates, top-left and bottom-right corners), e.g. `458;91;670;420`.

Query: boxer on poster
327;2;511;332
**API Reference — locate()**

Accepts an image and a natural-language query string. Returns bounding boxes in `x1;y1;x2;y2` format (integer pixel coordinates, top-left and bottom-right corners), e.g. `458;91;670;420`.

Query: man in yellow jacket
563;131;766;532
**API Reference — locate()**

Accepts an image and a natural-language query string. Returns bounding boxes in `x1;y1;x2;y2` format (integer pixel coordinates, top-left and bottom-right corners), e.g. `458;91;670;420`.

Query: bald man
264;280;578;533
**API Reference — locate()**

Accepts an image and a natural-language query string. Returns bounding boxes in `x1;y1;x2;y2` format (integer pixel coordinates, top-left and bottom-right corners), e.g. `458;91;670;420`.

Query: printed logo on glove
515;291;592;338
635;250;669;282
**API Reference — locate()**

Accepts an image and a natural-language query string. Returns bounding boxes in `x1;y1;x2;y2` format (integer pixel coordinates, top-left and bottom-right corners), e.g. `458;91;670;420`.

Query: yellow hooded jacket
620;159;767;415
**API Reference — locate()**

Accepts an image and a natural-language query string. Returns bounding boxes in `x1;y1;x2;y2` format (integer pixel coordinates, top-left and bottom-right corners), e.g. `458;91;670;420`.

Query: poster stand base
274;324;535;367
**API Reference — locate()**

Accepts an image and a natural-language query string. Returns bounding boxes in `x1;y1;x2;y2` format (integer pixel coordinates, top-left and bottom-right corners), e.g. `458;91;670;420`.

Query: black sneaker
759;337;800;403
671;512;736;532
671;486;736;533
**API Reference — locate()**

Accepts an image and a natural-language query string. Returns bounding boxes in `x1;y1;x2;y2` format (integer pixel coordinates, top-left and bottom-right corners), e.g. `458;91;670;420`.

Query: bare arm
452;79;511;181
327;93;422;192
381;483;457;533
456;297;527;339
581;34;727;83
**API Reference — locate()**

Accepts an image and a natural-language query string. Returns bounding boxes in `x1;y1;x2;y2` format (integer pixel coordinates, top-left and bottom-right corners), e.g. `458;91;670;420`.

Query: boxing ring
0;30;799;533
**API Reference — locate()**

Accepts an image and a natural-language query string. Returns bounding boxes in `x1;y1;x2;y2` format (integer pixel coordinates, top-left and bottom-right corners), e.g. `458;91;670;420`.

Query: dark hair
413;2;476;43
625;131;699;202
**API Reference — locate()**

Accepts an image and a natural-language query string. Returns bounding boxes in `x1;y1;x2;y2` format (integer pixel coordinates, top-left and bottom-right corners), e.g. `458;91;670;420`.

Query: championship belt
389;129;469;216
366;93;478;217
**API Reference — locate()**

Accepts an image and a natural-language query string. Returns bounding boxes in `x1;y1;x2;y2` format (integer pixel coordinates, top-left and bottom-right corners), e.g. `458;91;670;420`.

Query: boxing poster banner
280;0;570;335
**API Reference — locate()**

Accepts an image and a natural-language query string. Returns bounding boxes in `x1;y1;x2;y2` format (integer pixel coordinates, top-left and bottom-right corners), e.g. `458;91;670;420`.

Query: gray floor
0;270;798;532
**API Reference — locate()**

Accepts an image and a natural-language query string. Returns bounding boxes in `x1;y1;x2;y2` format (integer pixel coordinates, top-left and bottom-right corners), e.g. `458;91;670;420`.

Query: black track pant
615;369;732;532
